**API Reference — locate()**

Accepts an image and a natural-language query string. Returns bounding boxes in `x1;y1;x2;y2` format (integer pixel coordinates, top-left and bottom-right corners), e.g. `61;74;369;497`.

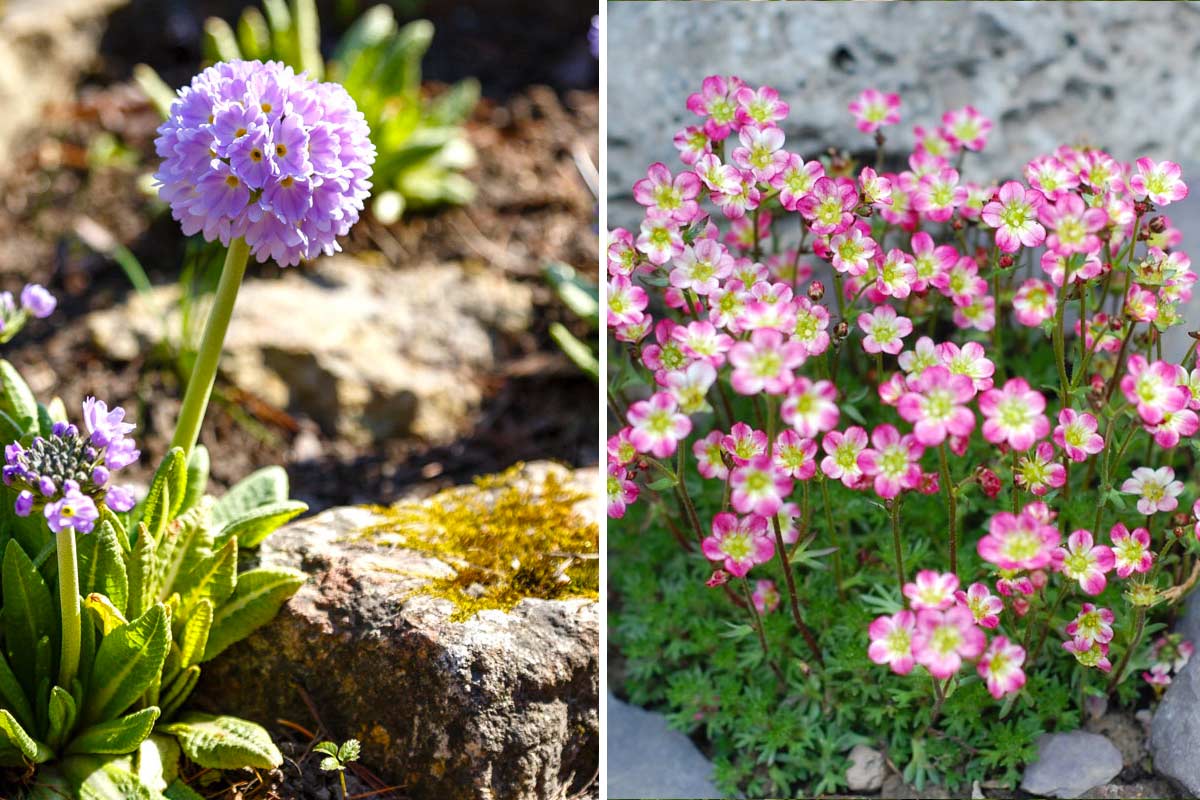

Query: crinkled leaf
3;540;59;695
139;449;186;543
175;538;236;617
180;446;209;515
164;780;205;800
203;567;304;661
218;500;307;549
158;666;199;722
0;650;34;734
155;506;213;603
136;734;180;794
319;755;341;772
85;593;129;636
176;599;212;669
127;524;158;620
63;755;167;800
161;713;281;770
46;685;78;753
83;604;170;726
0;359;38;431
211;466;289;526
338;739;361;762
78;520;128;615
0;708;52;764
68;707;160;755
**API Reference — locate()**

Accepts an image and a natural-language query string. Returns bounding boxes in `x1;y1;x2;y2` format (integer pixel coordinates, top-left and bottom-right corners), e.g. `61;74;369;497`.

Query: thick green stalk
170;238;251;457
56;527;80;690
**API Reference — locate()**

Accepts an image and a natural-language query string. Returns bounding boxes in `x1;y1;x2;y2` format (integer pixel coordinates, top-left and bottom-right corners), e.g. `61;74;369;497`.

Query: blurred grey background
606;0;1200;358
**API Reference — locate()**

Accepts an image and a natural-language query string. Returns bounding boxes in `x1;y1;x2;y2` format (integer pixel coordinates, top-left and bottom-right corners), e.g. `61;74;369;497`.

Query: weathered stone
845;744;885;793
606;693;719;800
87;256;532;444
197;462;598;800
1151;656;1200;797
0;0;128;181
1085;711;1149;773
1021;731;1123;799
608;3;1200;230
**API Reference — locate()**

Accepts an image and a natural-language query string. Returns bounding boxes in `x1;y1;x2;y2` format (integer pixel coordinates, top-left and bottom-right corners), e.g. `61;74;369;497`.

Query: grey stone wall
607;1;1200;229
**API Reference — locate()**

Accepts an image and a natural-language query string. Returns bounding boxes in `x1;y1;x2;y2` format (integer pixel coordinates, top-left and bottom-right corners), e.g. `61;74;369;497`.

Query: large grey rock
87;256;532;444
1021;731;1123;799
608;2;1200;230
606;693;720;799
1151;656;1200;797
197;462;599;800
0;0;127;181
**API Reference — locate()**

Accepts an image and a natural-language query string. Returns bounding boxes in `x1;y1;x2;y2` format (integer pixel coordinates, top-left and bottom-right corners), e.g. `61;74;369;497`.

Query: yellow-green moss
363;464;598;621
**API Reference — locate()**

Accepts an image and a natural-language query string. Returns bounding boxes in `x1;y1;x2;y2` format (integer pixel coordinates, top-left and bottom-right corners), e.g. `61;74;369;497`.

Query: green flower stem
938;443;958;574
56;526;81;690
819;476;845;597
1107;537;1177;692
1052;279;1070;407
890;497;905;595
1026;583;1067;665
169;237;251;457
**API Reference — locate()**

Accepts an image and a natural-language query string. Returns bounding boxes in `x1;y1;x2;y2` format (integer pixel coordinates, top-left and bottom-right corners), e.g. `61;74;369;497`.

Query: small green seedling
315;738;360;800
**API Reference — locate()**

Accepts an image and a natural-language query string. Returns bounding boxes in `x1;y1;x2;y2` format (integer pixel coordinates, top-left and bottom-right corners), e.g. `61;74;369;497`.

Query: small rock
1150;656;1200;796
1085;711;1148;772
606;693;720;799
198;462;599;800
87;255;533;445
1021;732;1123;799
845;744;885;792
1081;777;1183;799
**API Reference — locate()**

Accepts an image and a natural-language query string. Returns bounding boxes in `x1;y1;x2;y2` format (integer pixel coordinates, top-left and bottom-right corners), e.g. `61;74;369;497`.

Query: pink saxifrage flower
607;465;638;519
956;582;1003;629
941;105;992;151
1120;355;1191;425
1054;529;1115;595
913;606;986;679
977;636;1026;699
1015;441;1068;497
751;579;781;614
868;610;917;675
1039;193;1108;257
1053;408;1105;462
1128;158;1188;206
626;392;692;459
633;162;702;222
848;89;901;133
773;430;817;480
858;305;913;356
978;377;1049;452
730;455;793;517
897;365;977;447
728;329;807;395
782;378;840;438
981;181;1045;253
978;508;1060;571
702;512;775;578
904;570;959;611
857;424;924;499
1121;465;1184;514
820;426;869;487
693;430;729;480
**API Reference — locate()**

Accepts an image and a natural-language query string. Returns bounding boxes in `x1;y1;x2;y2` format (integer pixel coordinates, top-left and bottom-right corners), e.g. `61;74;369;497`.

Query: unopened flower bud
1148;216;1167;234
952;218;965;231
834;320;850;340
808;281;825;302
1030;570;1048;591
706;569;730;588
1012;597;1031;617
998;255;1014;269
1110;315;1125;331
977;467;1002;499
1134;201;1151;216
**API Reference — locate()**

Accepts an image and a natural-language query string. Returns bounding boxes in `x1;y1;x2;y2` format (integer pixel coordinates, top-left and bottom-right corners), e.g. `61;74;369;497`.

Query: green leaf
337;738;360;763
0;650;34;734
3;540;59;696
78;520;129;615
319;755;341;772
646;476;676;491
211;466;290;526
542;261;599;322
83;604;171;726
329;4;396;73
136;734;180;794
176;538;236;617
46;685;78;752
133;65;177;119
0;708;52;764
218;499;307;548
0;359;38;431
180;446;209;514
164;780;205;800
176;598;212;670
155;506;214;604
162;713;282;770
63;755;167;800
127;524;158;620
203;567;304;661
312;741;338;757
235;7;270;61
201;17;242;63
291;0;323;79
158;667;200;722
139;449;187;542
68;707;160;755
85;593;129;636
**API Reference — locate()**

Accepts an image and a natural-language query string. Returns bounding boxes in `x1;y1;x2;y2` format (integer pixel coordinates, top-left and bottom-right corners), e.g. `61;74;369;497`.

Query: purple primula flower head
45;481;99;534
154;60;376;267
4;398;139;531
20;284;56;318
82;396;135;448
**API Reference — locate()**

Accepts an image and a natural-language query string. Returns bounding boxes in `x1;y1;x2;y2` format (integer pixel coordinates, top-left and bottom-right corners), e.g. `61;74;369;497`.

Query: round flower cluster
607;75;1200;701
3;398;139;533
154;60;376;267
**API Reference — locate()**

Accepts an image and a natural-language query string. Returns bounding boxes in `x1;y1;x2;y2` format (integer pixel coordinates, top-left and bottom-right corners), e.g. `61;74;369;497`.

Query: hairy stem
56;526;81;690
